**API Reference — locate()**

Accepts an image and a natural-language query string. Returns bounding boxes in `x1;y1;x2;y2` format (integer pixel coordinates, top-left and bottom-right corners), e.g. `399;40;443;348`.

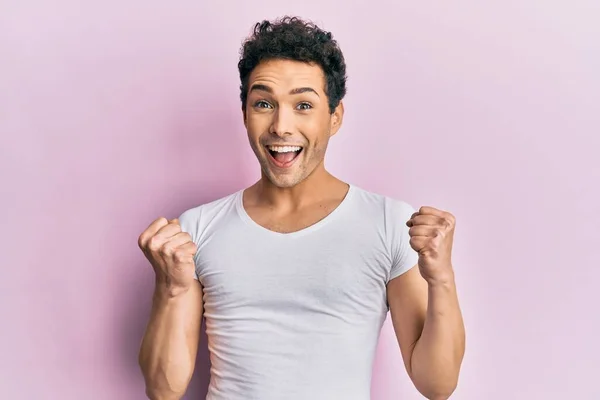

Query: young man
138;17;465;400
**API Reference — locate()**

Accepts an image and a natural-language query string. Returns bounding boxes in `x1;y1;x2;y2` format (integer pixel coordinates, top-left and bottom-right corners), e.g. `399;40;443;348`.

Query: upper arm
178;207;204;355
386;265;428;378
382;198;427;377
177;213;204;355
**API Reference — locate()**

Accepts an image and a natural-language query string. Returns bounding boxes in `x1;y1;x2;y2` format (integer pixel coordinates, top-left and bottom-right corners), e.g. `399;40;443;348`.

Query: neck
252;165;342;210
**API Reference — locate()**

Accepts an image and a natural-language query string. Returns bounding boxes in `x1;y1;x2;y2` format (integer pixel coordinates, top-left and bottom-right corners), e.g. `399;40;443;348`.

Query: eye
254;100;272;109
296;102;313;110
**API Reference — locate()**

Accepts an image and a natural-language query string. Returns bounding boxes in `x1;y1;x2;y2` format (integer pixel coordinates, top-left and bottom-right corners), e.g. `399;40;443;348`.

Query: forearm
411;273;465;399
139;287;201;400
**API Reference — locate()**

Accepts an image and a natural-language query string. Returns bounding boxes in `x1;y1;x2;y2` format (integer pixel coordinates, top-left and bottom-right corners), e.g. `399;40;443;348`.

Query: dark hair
238;16;347;114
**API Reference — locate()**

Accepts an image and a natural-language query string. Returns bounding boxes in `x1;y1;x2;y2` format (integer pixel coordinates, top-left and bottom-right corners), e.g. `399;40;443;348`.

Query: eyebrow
249;84;320;97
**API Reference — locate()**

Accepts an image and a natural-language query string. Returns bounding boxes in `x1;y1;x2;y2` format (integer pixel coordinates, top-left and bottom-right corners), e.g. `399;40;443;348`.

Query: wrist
425;269;456;288
153;278;190;300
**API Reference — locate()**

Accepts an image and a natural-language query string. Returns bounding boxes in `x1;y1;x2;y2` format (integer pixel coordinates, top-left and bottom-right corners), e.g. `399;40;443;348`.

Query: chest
244;201;341;234
195;226;392;322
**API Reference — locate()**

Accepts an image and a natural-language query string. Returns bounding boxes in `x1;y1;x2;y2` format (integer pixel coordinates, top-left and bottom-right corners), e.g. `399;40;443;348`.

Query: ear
329;101;344;137
242;106;247;129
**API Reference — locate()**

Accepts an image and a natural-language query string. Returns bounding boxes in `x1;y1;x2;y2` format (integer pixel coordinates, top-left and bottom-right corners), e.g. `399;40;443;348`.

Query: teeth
267;145;302;153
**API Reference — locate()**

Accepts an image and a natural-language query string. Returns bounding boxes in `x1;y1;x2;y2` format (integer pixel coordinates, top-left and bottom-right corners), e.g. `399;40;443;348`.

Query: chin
256;152;317;188
265;173;304;188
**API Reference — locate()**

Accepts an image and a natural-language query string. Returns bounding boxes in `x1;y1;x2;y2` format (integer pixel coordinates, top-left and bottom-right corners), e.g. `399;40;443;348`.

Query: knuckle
181;232;192;242
137;234;146;249
160;242;175;256
147;236;161;251
174;249;191;264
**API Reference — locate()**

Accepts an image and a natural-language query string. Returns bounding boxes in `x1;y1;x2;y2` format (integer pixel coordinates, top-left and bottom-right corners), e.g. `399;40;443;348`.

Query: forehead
248;59;326;95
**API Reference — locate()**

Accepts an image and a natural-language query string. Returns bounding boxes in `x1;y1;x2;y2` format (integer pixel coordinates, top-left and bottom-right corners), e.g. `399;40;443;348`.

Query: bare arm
387;206;465;399
137;217;203;400
387;266;465;399
139;281;203;400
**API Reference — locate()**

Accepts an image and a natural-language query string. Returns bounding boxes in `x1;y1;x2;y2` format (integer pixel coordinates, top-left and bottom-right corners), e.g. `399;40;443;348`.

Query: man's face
243;59;343;188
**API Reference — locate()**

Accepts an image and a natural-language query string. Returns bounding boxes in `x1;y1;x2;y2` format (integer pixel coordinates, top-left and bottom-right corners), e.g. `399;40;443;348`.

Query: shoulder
178;190;241;239
349;184;416;224
348;185;418;279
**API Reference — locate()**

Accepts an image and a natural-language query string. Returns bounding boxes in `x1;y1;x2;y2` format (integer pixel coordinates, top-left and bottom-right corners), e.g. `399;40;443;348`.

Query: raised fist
138;217;198;296
406;206;456;285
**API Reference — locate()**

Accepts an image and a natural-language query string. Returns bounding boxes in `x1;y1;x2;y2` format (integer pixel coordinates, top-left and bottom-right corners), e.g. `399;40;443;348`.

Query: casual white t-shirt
178;184;419;400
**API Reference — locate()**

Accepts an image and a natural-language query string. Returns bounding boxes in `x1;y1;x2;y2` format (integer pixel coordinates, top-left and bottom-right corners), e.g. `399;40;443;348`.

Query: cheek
313;137;329;154
245;115;266;140
306;136;330;162
302;116;330;143
312;119;333;148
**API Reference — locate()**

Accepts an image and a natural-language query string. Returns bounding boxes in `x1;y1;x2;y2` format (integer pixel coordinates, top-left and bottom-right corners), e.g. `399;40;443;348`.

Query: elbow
428;395;453;400
409;352;463;400
411;370;458;400
429;392;455;400
141;373;189;400
416;382;458;400
139;361;189;400
145;387;185;400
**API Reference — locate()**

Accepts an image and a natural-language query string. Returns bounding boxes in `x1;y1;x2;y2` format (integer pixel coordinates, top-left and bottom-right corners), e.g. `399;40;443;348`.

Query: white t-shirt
178;184;419;400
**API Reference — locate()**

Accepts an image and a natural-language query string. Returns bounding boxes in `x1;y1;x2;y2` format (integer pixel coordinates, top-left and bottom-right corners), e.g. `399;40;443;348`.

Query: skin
138;58;465;400
241;59;348;231
138;218;203;400
390;207;466;399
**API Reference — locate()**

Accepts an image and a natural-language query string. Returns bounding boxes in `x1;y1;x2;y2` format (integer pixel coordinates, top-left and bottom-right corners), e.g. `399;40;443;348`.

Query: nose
269;107;294;137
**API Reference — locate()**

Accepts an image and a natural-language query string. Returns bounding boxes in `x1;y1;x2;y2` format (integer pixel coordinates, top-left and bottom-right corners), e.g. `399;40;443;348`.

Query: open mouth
266;145;304;168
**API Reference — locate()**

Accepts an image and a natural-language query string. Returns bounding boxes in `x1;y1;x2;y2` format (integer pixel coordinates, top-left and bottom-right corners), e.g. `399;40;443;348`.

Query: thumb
169;218;179;225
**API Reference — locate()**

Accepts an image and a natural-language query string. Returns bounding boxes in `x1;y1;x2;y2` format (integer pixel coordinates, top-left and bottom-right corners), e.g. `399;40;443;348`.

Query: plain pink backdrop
2;1;599;399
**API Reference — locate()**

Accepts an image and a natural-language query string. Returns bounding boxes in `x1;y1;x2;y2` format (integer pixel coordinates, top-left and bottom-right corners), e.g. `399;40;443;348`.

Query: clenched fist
138;217;198;296
406;206;456;285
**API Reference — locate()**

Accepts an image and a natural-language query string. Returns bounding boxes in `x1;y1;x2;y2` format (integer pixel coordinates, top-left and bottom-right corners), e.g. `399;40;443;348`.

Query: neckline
235;184;356;238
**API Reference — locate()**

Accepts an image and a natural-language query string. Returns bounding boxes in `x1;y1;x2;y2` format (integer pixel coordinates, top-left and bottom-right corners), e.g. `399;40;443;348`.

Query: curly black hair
238;16;347;114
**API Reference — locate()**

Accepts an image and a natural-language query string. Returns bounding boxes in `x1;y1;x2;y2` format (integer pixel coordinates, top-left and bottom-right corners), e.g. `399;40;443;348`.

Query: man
138;16;465;400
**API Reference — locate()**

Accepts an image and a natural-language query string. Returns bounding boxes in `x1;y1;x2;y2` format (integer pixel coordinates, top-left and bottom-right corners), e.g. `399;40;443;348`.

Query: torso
178;184;418;400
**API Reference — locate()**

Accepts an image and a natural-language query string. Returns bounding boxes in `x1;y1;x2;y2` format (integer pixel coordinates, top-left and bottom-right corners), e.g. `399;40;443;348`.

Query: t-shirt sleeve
386;198;419;282
178;207;201;281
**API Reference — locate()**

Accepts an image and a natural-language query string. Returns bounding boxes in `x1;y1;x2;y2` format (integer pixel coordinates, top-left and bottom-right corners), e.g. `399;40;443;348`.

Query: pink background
2;1;599;399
